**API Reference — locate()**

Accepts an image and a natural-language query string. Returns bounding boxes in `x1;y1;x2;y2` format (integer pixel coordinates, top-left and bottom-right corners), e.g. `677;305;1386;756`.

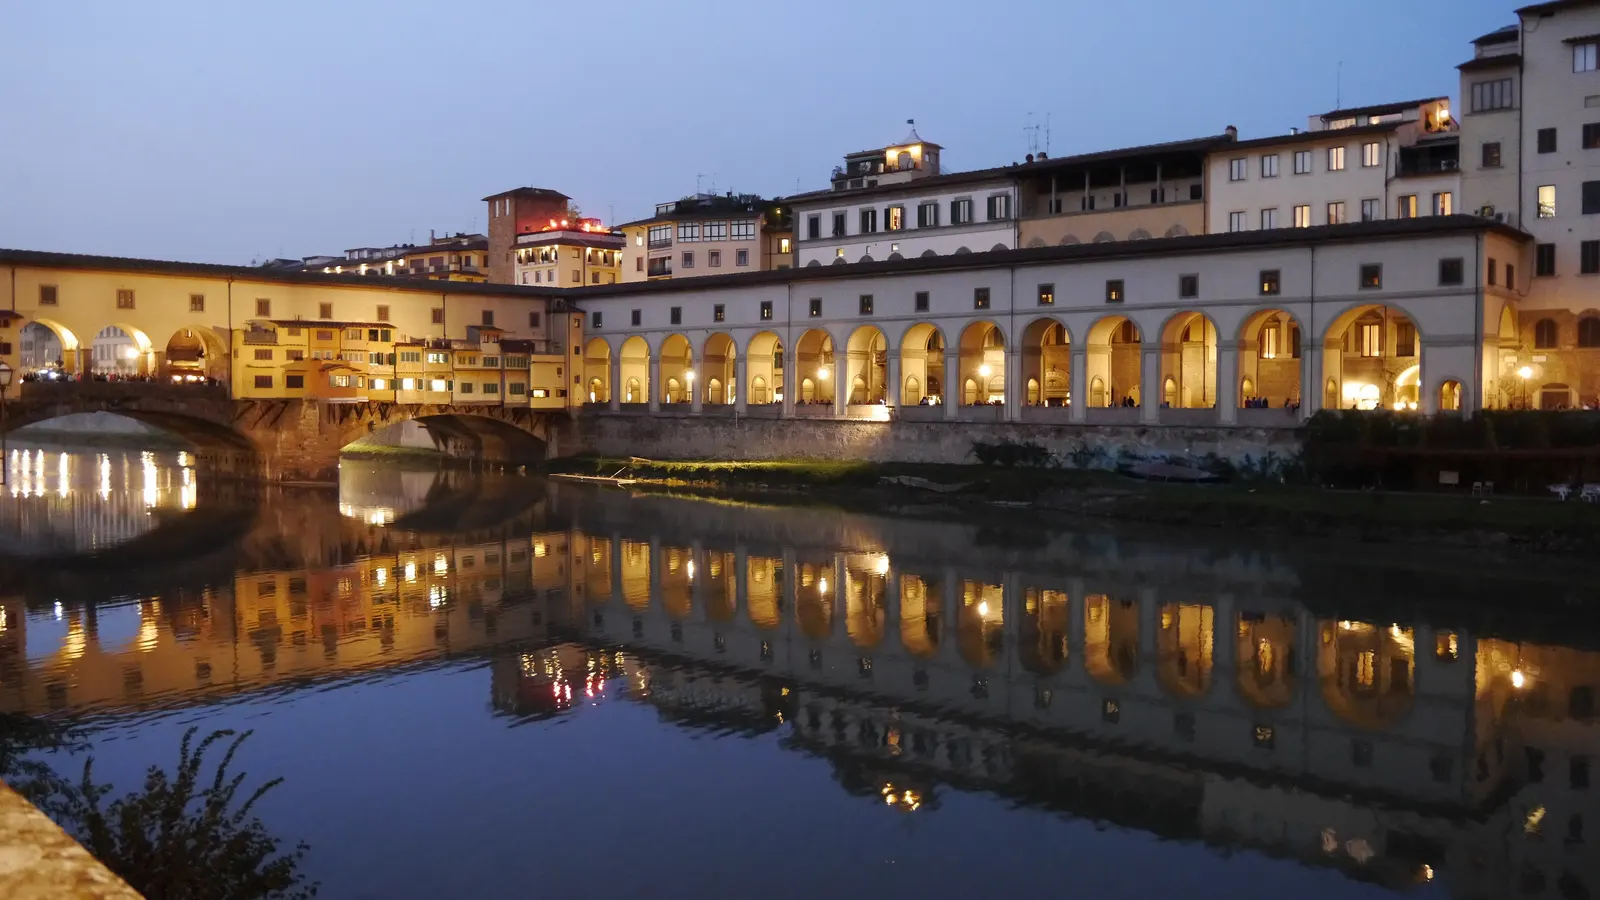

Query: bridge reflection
0;487;1594;898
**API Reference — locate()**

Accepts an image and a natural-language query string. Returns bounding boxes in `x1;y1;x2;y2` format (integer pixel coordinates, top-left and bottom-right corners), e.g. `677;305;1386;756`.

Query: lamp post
1518;365;1534;410
0;361;13;486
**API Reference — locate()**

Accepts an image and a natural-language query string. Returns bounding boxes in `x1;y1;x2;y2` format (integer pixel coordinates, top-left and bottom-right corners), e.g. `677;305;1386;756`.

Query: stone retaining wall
561;412;1302;468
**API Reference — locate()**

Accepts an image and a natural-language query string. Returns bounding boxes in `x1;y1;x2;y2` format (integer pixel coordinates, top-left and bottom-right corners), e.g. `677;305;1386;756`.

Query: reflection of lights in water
433;555;447;575
874;554;890;576
1422;865;1434;882
62;623;86;661
817;576;828;595
138;616;159;652
98;454;111;499
367;509;392;526
533;540;547;558
57;453;69;498
177;451;189;467
53;601;63;620
1512;669;1527;689
375;567;388;587
428;585;447;608
686;559;695;581
0;607;7;632
404;562;417;583
977;601;990;617
141;452;158;508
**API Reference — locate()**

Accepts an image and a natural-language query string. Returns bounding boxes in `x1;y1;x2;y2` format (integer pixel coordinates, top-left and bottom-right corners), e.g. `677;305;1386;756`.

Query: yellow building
513;223;624;287
309;233;490;283
620;194;793;282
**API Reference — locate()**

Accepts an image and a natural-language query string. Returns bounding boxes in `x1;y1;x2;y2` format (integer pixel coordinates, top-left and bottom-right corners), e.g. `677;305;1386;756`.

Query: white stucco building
1206;99;1461;235
790;129;1021;267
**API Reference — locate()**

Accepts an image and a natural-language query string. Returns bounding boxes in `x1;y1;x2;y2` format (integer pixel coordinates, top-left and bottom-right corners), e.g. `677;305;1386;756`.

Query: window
38;284;58;306
1396;322;1416;356
973;287;990;310
677;223;700;242
188;293;205;312
831;212;846;237
760;300;773;320
478;309;494;327
886;206;904;230
1260;270;1281;296
509;383;526;395
1586;124;1600;150
914;201;939;228
399;350;421;363
1537;128;1558;156
682;251;694;269
805;215;820;240
859;208;877;233
253;348;273;361
950;197;972;224
116;289;135;309
1105;280;1124;303
1471;78;1514;112
1488;258;1498;286
1506;263;1516;288
1293;205;1311;228
1229;157;1247;181
730;221;756;240
1398;194;1418;218
1578;42;1599;73
1327;146;1346;171
1228;211;1246;232
1536;184;1558;219
986;194;1012;220
1359;264;1382;289
1261;208;1278;229
1482;141;1503;167
1439;258;1465;285
1327;201;1347;224
1581;317;1600;347
1433;191;1453;215
528;311;541;329
285;375;303;389
1360;323;1381;357
1361;198;1380;222
705;249;721;268
1261;154;1279;178
1037;283;1055;306
669;306;682;325
425;351;448;365
713;304;725;322
1537;243;1557;277
1584;241;1600;274
736;248;749;266
318;302;333;319
1584;181;1600;215
254;375;273;389
914;291;929;312
482;382;499;395
1293;150;1312;174
1362;142;1381;168
859;294;874;315
703;222;727;241
809;298;822;317
592;311;603;328
1535;318;1559;349
459;382;473;394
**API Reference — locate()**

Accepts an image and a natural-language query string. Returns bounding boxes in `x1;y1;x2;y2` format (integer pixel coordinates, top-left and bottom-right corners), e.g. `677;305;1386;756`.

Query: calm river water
0;446;1595;899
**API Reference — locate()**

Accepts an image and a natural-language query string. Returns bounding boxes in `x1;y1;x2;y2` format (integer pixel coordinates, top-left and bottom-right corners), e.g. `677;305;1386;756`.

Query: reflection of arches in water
845;561;887;647
1021;588;1069;674
661;545;693;618
1084;594;1140;684
1237;612;1297;708
899;574;941;657
795;562;834;639
1156;603;1214;698
746;556;781;629
582;536;614;599
620;539;651;609
1318;620;1415;729
959;580;1004;668
704;551;737;622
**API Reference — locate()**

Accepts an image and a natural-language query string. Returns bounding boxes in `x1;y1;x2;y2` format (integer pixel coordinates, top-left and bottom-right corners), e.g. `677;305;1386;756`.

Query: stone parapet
0;782;140;899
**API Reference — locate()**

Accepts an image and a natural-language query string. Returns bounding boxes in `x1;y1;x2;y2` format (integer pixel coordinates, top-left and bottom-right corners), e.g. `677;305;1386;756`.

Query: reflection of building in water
0;450;196;555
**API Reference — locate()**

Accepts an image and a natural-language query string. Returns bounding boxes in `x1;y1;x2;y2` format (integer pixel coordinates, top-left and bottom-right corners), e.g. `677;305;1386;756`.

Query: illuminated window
1261;326;1280;359
1293;205;1311;228
1327;201;1347;224
886;205;904;230
1362;141;1381;167
1359;263;1382;289
1105;280;1124;304
1539;185;1557;218
1327;146;1346;171
1259;269;1281;296
1037;283;1054;306
1398;194;1418;218
1360;323;1381;358
1433;191;1453;215
1356;650;1376;687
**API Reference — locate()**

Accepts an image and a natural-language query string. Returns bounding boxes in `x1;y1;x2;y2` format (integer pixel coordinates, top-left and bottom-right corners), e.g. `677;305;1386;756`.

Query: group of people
21;367;222;387
1241;396;1300;410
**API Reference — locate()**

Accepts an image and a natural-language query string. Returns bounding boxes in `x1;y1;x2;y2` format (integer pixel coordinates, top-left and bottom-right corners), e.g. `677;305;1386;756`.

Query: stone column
1069;345;1087;423
782;346;796;418
608;354;621;411
690;355;703;414
1217;340;1239;425
648;355;661;413
832;355;847;417
734;357;748;414
1140;347;1160;424
1301;344;1323;420
1005;347;1022;422
886;353;901;408
944;350;960;420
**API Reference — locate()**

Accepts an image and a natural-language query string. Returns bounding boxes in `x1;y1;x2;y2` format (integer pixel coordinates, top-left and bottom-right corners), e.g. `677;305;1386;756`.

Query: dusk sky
2;0;1514;265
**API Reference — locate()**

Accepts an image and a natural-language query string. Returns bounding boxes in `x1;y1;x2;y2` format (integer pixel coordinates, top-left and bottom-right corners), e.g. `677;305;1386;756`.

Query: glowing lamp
1517;366;1534;380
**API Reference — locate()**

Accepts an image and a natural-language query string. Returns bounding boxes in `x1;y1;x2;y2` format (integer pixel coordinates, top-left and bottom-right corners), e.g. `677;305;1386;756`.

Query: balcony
1396;158;1459;177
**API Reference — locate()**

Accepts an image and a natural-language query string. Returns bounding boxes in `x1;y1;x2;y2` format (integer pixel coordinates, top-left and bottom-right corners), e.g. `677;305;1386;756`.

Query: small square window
1582;240;1600;275
914;291;929;312
1037;283;1054;306
528;311;541;328
430;307;443;324
1178;274;1198;299
189;293;205;312
669;306;682;325
319;302;333;319
1359;264;1382;289
858;294;873;315
631;309;641;326
1538;127;1558;154
1105;280;1124;304
736;249;749;266
1537;244;1556;277
973;287;990;310
1259;270;1281;295
39;285;58;306
591;311;603;328
1483;141;1503;167
116;289;135;309
809;298;822;317
713;304;725;322
376;304;390;322
1439;258;1465;285
708;250;721;267
760;300;773;320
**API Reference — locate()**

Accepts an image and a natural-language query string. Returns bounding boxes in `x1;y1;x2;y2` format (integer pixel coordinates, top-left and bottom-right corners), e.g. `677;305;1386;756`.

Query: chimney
430;229;436;244
1026;153;1034;163
1291;127;1300;135
1225;125;1238;141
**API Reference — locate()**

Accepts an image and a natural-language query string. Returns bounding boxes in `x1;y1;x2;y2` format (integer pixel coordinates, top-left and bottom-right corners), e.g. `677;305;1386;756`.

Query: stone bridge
2;382;562;481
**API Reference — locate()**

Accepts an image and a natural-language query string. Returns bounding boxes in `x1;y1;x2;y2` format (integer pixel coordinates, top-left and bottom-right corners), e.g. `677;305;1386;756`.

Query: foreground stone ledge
0;781;141;899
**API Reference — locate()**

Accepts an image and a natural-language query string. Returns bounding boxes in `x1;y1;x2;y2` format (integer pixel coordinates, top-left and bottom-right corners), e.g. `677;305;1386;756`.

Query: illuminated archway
1021;317;1071;407
1156;603;1214;698
659;334;693;404
1439;379;1463;412
1237;309;1302;408
898;323;946;406
898;573;942;658
1021;588;1070;674
746;331;784;405
1317;620;1415;729
702;333;736;405
795;560;834;639
746;555;782;630
582;337;612;403
162;327;228;382
845;554;888;647
619;539;651;610
1085;317;1141;407
619;336;650;403
959;580;1004;668
846;325;888;405
1084;594;1139;684
660;545;693;618
795;329;835;407
1322;304;1422;412
958;321;1005;406
1237;613;1297;709
1158;311;1217;408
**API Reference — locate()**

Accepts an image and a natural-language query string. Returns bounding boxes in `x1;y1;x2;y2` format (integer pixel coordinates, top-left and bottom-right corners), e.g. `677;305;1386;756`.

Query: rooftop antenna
695;173;707;195
1336;59;1343;109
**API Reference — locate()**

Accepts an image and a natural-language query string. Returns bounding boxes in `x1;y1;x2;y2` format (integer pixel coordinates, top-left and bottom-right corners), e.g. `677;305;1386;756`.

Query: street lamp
1518;365;1534;409
0;361;12;486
